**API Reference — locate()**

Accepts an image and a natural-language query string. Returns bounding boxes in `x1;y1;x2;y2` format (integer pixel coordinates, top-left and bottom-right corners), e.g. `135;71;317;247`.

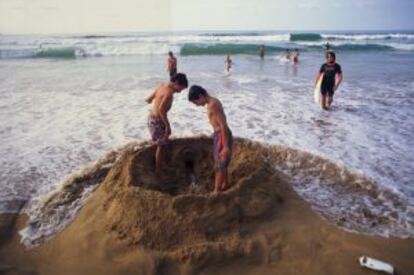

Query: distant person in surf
145;73;188;174
325;42;331;51
224;55;233;74
259;44;265;59
293;48;299;64
188;85;233;193
314;51;343;110
284;49;291;60
167;51;177;79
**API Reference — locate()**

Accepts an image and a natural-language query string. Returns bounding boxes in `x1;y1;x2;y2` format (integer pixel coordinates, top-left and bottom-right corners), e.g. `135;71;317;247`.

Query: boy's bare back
147;84;173;117
207;97;228;132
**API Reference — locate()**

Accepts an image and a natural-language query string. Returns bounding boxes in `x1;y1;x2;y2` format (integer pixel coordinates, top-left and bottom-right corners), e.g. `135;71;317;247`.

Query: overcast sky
1;0;413;34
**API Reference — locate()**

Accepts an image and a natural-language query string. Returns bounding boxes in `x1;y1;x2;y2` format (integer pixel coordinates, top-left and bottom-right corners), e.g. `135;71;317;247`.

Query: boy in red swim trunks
145;73;188;173
188;85;233;193
293;48;299;64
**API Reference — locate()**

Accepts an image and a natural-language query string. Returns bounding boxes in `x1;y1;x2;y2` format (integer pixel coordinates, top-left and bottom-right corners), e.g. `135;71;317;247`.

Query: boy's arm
145;87;158;104
213;104;230;156
158;94;172;136
334;73;343;91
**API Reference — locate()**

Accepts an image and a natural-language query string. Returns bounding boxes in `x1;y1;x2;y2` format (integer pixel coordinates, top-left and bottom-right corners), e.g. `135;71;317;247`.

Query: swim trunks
293;56;298;63
147;114;168;145
169;68;177;79
213;128;233;171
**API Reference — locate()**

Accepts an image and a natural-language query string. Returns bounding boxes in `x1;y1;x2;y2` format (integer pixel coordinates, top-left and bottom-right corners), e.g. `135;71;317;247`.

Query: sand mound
93;137;286;252
16;137;296;273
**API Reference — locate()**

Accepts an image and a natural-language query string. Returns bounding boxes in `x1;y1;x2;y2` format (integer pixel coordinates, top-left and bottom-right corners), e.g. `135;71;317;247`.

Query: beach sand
1;137;413;275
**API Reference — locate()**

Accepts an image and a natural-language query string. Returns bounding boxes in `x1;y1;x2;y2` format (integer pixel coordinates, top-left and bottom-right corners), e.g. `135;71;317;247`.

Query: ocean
1;30;413;244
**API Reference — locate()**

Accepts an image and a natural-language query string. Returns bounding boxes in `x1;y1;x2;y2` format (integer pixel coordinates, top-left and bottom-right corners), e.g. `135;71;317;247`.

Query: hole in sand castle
130;138;216;195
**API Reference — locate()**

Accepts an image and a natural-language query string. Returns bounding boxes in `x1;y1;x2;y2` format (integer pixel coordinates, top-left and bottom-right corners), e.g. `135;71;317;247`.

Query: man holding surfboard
314;51;343;110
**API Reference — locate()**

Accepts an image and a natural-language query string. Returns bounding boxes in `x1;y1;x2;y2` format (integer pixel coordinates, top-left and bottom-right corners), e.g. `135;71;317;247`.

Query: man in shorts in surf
259;45;265;60
293;48;299;64
225;55;233;73
314;51;343;110
188;85;233;193
167;51;177;79
145;73;188;173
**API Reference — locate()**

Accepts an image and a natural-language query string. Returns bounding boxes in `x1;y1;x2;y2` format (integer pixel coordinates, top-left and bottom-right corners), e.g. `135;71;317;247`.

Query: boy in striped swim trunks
188;85;233;193
145;73;188;173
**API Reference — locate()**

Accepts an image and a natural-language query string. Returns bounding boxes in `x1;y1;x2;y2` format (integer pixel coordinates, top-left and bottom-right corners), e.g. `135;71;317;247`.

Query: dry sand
1;137;413;275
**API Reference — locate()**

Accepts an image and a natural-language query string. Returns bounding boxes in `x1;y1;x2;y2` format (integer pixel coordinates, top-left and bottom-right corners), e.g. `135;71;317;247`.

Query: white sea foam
322;33;414;40
2;32;413;60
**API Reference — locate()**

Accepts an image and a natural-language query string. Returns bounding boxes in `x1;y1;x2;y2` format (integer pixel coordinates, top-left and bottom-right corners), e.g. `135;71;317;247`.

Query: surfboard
314;74;323;104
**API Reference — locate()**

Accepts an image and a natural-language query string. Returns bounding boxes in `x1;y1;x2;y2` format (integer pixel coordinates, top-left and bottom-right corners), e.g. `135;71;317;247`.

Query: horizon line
1;28;414;36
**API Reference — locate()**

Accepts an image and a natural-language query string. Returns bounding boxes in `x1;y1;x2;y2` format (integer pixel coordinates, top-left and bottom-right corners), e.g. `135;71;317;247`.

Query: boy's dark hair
171;73;188;88
326;51;336;60
188;85;207;101
168;51;173;56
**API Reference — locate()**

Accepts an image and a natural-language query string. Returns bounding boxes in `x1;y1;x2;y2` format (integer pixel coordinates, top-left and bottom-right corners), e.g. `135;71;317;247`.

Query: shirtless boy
188;85;233;193
145;73;188;173
167;51;177;79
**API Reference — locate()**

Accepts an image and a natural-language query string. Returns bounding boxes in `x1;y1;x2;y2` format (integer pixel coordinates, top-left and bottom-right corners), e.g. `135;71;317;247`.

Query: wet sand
1;137;413;275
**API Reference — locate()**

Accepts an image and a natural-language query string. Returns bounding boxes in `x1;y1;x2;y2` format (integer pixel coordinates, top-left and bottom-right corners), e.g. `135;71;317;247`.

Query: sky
0;0;413;34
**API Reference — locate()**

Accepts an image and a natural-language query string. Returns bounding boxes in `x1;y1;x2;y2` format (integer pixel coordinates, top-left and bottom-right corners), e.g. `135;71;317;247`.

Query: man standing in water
293;48;299;64
188;85;233;193
259;45;265;60
225;55;233;74
325;42;331;51
145;73;188;173
166;51;177;79
314;51;343;110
